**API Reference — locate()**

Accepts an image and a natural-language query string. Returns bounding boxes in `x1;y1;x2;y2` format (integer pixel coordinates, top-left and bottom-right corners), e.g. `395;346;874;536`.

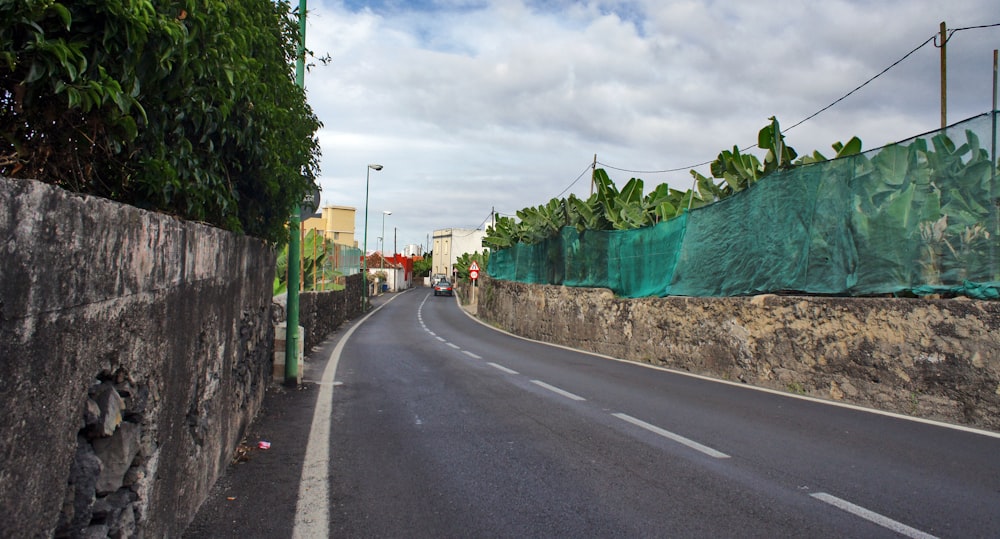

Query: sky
299;0;999;254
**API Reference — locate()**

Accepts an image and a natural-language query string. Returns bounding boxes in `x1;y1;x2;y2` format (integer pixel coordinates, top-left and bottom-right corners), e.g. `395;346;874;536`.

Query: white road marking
452;303;1000;441
531;380;586;401
293;294;404;538
810;493;938;539
463;351;482;359
446;342;460;349
488;362;518;374
436;336;446;342
612;413;730;459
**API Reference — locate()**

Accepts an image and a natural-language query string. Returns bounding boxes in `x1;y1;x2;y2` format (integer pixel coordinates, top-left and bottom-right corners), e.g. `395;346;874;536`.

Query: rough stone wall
299;274;364;352
477;274;1000;432
0;177;275;538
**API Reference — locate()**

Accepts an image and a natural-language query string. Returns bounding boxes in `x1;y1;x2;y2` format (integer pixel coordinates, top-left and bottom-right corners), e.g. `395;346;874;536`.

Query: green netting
489;112;1000;299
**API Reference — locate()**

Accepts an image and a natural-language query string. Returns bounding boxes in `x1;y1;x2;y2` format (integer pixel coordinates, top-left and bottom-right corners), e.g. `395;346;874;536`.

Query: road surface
187;288;1000;538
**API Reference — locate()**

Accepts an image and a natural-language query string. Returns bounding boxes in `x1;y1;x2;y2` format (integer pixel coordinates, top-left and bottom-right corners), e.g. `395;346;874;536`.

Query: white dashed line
531;380;586;401
463;351;482;359
435;336;446;342
612;413;730;459
488;362;518;374
446;342;460;349
810;493;938;539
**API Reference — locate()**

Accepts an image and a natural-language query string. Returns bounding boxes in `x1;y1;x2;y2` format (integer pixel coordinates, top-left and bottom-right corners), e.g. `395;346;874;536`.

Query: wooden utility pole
939;21;948;129
590;153;597;196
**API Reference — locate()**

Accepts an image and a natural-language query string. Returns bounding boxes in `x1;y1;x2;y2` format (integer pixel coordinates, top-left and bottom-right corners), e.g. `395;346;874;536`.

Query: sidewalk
183;294;390;538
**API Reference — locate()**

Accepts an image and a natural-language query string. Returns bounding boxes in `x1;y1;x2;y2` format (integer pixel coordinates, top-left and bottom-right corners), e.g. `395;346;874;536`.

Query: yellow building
302;205;358;247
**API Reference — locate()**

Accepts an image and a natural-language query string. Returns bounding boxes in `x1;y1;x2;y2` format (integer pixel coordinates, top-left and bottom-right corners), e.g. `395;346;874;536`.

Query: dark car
433;279;453;296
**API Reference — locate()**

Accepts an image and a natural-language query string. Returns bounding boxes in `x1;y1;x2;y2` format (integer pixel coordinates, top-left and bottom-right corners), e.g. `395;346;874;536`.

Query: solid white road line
292;295;402;538
612;413;730;459
810;493;938;539
488;362;518;375
531;380;586;401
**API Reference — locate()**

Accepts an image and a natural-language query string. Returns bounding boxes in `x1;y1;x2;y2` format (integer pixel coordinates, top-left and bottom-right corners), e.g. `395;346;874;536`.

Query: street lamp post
362;164;382;310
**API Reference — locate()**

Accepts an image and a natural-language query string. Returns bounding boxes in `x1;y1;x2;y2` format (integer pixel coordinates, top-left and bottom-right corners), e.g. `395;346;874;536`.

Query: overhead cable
597;22;999;176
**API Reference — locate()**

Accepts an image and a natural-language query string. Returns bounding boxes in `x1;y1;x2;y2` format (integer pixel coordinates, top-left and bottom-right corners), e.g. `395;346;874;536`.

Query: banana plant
796;136;863;165
758;116;798;175
483;215;519;250
482;117;869;251
273;229;330;294
516;198;568;242
454;250;490;282
566;193;606;232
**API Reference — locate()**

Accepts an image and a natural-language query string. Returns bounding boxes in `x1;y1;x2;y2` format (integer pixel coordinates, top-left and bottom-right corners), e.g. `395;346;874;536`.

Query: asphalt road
187;288;1000;538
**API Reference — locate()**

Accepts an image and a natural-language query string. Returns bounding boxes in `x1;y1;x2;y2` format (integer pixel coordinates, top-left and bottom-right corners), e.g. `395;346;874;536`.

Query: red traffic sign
469;261;480;272
470;270;479;280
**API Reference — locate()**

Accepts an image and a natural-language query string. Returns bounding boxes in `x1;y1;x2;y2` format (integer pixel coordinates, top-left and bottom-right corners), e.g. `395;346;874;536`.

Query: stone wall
0;177;276;538
299;274;365;353
476;274;1000;432
271;273;364;356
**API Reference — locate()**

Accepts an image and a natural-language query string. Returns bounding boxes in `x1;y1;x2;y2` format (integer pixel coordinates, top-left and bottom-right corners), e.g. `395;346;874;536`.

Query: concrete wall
0;176;276;538
476;274;1000;432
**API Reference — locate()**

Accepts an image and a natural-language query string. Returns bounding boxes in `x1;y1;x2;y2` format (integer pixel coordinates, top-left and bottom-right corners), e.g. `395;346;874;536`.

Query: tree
413;253;432;278
1;0;321;244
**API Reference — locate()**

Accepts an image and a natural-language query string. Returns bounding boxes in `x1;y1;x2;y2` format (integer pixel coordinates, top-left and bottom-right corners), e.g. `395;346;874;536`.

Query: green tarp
490;113;1000;299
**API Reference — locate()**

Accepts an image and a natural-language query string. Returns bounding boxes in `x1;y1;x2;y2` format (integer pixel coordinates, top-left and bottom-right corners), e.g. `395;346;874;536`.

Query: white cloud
301;0;999;252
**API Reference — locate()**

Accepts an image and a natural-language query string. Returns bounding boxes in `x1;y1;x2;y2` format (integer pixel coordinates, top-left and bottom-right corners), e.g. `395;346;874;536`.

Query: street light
363;164;382;310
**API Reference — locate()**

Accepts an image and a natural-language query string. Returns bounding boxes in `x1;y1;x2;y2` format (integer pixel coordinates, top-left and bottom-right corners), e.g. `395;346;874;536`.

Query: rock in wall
477;274;1000;432
0;176;275;538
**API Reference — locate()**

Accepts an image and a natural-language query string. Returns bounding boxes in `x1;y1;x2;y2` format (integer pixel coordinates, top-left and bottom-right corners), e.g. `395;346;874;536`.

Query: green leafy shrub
1;0;321;243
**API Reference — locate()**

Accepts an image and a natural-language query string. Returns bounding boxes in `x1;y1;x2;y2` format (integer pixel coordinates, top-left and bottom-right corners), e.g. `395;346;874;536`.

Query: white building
431;228;485;280
403;243;422;257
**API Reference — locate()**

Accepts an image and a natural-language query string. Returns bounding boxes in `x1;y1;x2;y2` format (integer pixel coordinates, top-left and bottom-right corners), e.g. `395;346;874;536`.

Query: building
301;205;357;247
363;253;411;294
431;228;485;280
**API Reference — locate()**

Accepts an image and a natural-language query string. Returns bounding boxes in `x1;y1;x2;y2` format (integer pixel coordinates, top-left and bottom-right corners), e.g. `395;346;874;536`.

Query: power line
554;162;597;199
783;35;935;133
597;22;1000;176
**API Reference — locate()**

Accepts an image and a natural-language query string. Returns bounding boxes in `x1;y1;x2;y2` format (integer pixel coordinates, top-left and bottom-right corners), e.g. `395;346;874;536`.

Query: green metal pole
363;167;371;311
362;164;383;310
285;0;308;386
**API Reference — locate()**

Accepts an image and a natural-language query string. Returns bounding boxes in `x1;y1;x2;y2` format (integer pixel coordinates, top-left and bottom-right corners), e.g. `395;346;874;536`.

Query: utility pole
590;153;597;196
937;21;948;129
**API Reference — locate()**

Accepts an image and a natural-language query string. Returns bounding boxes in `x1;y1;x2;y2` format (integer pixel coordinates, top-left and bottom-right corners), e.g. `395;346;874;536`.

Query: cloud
301;0;999;252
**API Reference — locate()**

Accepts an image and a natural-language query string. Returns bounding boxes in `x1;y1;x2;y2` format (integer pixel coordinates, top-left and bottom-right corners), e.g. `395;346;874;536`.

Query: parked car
433;279;454;296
